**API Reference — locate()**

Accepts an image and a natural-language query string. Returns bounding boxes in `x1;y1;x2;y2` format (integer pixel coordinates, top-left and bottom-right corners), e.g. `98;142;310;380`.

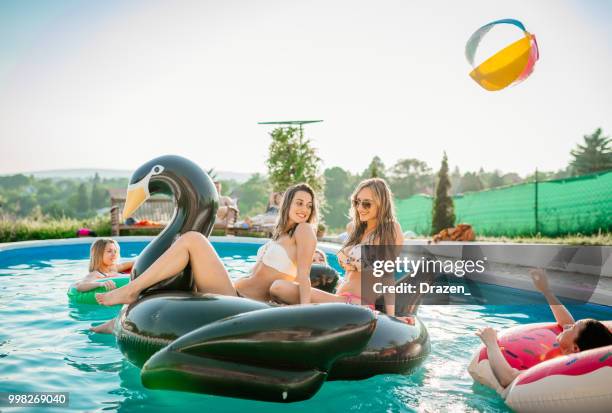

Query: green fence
395;171;612;236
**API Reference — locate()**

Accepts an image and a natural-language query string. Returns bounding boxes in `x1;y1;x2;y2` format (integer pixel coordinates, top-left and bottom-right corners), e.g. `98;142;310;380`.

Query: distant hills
7;168;254;183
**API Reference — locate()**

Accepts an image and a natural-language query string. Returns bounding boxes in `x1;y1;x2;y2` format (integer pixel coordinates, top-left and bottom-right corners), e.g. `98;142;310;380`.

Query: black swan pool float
113;155;430;402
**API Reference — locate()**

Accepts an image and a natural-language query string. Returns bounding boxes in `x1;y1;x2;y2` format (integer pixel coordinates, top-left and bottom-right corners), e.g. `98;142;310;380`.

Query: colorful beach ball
465;19;539;91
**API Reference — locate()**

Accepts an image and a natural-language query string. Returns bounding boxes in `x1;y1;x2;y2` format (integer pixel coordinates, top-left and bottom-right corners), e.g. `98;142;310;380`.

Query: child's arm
530;268;575;326
476;327;520;388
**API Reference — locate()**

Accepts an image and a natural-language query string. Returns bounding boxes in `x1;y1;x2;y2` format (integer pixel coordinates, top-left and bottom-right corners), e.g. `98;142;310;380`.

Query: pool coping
0;236;342;254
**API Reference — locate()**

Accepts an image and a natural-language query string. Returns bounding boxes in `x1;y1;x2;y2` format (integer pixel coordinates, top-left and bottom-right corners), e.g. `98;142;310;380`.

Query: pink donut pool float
469;322;612;412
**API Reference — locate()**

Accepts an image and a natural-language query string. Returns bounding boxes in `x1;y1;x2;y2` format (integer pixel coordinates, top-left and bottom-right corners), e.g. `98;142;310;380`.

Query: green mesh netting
395;171;612;236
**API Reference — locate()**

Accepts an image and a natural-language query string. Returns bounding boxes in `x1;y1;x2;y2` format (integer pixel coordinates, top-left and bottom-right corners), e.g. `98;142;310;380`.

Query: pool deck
2;236;611;306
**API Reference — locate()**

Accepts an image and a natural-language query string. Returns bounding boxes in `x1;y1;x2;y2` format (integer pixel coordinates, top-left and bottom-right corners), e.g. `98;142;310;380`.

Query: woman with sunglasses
270;178;410;319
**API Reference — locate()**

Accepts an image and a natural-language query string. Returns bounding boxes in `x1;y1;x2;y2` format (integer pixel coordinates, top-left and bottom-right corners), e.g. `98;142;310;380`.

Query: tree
90;173;106;210
76;183;90;214
432;152;455;234
502;172;522;186
0;174;30;189
460;172;484;192
450;166;462;195
389;158;432;199
570;128;612;175
478;169;505;189
235;174;271;217
323;167;355;230
44;202;73;219
362;156;387;180
266;127;323;194
16;194;37;216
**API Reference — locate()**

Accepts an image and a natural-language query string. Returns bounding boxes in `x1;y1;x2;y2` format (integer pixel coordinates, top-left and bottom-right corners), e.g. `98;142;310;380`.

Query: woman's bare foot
95;285;138;306
90;318;116;334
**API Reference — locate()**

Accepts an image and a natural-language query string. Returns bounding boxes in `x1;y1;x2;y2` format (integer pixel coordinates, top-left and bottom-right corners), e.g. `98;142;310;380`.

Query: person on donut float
476;268;612;388
270;178;412;323
96;183;319;307
76;239;133;293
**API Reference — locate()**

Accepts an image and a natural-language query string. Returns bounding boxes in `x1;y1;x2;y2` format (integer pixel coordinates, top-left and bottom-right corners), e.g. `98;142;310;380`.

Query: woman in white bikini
270;178;410;320
95;183;318;306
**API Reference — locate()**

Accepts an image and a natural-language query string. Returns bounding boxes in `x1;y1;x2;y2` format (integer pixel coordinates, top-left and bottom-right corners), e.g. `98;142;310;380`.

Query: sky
1;0;611;177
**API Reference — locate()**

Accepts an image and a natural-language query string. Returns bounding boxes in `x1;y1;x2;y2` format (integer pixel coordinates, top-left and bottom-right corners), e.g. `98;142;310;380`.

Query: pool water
1;241;611;412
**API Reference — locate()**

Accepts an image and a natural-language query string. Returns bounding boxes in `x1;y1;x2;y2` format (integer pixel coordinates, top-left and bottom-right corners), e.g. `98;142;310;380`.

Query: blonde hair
89;238;120;272
344;178;398;248
314;248;328;264
272;183;318;240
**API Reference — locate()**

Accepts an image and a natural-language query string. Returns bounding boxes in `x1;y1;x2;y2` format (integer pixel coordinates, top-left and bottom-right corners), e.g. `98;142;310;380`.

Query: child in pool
75;238;133;292
476;268;612;388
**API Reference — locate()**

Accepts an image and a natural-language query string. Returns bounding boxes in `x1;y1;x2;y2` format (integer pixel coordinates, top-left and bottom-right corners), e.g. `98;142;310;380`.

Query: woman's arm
116;261;134;273
530;268;575;326
294;223;317;304
76;279;116;292
76;280;101;292
75;273;100;291
476;327;520;388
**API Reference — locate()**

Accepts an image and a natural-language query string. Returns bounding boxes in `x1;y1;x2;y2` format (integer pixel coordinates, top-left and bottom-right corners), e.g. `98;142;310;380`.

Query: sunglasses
352;199;373;210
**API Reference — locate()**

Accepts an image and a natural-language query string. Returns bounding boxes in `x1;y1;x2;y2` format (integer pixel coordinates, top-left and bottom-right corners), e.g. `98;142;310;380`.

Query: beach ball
465;19;539;91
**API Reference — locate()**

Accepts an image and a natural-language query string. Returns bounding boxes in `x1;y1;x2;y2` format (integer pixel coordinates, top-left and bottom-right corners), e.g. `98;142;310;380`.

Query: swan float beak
123;184;148;220
122;165;165;220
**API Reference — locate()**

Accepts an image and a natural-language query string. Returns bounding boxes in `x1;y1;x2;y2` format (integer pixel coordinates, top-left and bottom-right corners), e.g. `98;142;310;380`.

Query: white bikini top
256;240;297;276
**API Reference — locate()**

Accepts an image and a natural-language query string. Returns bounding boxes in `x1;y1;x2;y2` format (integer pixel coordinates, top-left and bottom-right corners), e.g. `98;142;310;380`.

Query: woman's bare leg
96;232;235;306
90;318;115;334
269;280;346;305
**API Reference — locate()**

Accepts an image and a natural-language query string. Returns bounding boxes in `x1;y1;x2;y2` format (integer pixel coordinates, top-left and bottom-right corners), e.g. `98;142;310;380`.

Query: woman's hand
337;251;358;272
476;327;499;347
102;280;116;291
529;268;550;293
336;251;349;268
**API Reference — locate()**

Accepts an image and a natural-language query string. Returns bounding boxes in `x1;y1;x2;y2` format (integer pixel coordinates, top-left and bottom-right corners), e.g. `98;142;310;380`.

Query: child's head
313;248;328;265
557;318;612;354
89;238;120;272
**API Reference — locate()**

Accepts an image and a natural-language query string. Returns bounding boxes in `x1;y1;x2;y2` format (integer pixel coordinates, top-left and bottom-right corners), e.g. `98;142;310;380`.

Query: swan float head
123;163;166;220
124;155;219;291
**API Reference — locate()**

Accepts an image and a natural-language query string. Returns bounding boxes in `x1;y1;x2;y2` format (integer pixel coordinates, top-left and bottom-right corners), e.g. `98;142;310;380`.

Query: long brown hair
343;178;398;247
272;183;318;240
89;238;119;272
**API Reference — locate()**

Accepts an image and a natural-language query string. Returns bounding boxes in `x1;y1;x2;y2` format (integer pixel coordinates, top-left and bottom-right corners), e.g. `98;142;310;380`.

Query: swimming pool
1;238;611;412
